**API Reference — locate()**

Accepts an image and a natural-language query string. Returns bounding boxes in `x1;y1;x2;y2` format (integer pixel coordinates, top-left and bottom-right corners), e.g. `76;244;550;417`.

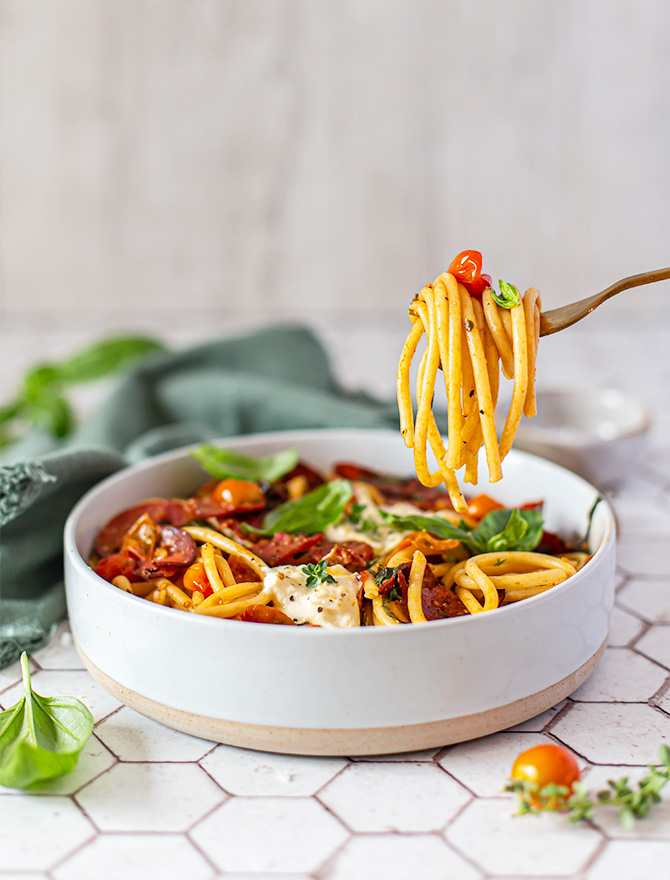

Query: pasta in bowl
64;428;615;755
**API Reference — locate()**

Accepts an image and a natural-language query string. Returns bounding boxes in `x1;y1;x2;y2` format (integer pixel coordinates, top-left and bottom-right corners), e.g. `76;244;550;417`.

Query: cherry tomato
511;744;580;802
467;494;504;520
94;553;136;583
212;479;264;508
466;272;492;296
183;561;213;597
448;250;490;297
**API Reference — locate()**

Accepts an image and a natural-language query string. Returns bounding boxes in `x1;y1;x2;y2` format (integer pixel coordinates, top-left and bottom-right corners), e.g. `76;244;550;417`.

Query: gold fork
539;267;670;336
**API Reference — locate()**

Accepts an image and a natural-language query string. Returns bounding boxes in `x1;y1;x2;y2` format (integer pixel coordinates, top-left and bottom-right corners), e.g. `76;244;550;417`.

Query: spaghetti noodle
397;250;542;512
90;453;586;626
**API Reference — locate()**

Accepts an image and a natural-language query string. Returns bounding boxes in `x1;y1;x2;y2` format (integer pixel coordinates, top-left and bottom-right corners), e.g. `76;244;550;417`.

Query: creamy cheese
262;564;361;627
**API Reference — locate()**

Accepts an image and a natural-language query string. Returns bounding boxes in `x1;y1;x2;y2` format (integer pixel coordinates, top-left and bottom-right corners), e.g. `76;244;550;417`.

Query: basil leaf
473;508;544;553
0;653;93;790
379;510;473;543
492;279;521;309
25;394;73;438
247;479;353;536
191;445;299;483
380;507;544;554
58;336;165;383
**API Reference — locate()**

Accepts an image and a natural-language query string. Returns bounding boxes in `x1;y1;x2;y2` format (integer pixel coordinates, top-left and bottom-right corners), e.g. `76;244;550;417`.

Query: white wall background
0;0;669;397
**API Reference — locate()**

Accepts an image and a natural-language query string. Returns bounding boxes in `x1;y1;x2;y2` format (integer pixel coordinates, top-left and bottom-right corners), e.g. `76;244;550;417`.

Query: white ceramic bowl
64;428;615;755
510;387;651;487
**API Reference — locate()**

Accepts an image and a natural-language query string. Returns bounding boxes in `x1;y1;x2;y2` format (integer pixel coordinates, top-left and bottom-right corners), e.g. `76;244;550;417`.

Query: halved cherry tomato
448;250;491;297
212;478;264;508
467;494;504;520
183;561;213;598
121;513;158;561
94;553;136;583
511;744;580;803
240;605;296;625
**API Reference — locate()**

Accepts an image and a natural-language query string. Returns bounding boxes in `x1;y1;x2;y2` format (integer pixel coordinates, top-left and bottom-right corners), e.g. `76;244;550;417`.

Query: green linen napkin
0;324;399;668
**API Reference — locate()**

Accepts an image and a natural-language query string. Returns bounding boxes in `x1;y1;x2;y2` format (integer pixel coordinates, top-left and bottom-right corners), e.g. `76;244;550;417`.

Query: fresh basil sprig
379;507;544;555
192;445;299;483
0;653;93;790
0;335;165;448
492;279;521;309
302;559;336;588
244;479;353;536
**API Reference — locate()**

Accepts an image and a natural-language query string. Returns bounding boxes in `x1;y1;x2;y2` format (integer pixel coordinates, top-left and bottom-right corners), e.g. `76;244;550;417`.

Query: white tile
616;542;669;577
445;798;602;876
190;797;348;873
583;764;670;839
552;703;670;764
318;762;470;832
0;670;121;722
618;579;670;624
439;732;582;797
587;840;670;880
74;763;224;832
1;734;115;797
200;743;346;796
612;495;670;538
0;874;50;880
326;834;481;880
32;621;85;670
507;701;567;733
570;647;668;702
607;606;645;646
95;706;214;762
0;795;94;871
636;624;670;670
52;833;214;880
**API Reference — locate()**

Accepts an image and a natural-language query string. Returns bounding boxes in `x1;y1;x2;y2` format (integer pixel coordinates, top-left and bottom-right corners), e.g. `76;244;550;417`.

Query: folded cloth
0;324;399;668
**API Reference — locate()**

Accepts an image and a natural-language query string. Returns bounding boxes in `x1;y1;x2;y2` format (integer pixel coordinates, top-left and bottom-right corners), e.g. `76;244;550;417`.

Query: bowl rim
515;385;652;444
64;427;616;638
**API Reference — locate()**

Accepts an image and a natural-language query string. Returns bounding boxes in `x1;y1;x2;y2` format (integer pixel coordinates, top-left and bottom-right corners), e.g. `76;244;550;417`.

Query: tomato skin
511;744;580;800
212;479;265;508
449;250;482;284
467;493;504;520
95;553;137;583
183;561;213;597
448;251;491;297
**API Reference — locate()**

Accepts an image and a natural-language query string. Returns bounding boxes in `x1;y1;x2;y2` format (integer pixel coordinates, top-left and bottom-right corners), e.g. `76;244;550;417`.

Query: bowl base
76;638;605;756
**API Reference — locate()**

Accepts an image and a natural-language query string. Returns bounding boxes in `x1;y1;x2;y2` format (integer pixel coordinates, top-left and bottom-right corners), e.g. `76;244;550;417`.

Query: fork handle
539;266;670;336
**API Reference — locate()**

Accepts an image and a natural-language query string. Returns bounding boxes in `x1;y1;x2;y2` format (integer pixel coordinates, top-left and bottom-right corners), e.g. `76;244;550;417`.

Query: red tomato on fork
448;250;491;297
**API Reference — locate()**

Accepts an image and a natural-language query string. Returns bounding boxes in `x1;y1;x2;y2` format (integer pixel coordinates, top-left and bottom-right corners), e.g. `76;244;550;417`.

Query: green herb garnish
244;479;354;536
379;507;544;555
302;559;336;588
0;336;165;448
346;502;378;533
191;445;299;483
506;746;670;828
492;279;521;309
0;653;93;790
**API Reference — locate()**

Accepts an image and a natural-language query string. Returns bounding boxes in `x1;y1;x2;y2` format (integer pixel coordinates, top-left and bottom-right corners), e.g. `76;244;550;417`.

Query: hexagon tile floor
1;316;670;880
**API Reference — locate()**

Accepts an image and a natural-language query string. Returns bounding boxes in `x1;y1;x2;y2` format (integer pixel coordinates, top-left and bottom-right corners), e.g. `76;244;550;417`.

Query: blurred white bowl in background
511;388;651;487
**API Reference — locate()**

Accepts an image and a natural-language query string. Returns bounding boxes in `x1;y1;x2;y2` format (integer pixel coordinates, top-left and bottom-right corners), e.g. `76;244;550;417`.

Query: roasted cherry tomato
241;605;296;625
449;250;490;297
94;552;136;583
212;479;265;508
467;494;504;520
183;561;213;598
511;744;580;802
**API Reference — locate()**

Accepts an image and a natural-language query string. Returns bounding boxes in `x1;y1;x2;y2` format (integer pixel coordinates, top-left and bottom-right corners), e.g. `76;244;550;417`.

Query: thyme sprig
302;559;336;588
506;746;670;828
